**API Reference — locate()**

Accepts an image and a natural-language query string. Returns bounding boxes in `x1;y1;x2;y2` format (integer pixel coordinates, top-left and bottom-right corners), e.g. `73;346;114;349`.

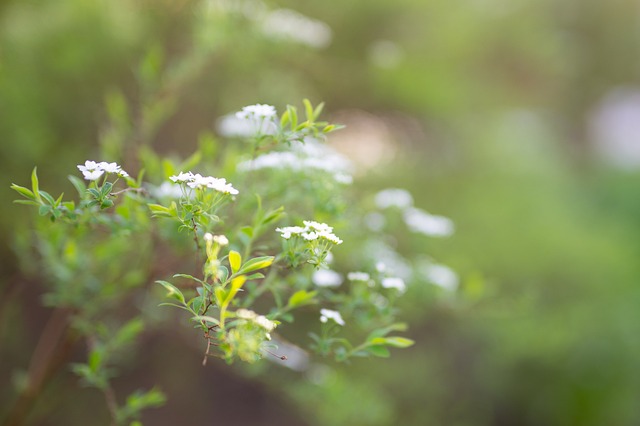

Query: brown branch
2;308;78;426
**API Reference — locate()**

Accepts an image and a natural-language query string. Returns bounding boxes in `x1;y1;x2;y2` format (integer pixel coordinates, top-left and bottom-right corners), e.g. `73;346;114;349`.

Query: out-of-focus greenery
2;0;640;425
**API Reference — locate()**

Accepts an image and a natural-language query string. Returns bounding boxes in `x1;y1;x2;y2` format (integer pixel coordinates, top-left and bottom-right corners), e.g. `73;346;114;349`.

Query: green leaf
113;319;145;348
148;203;173;218
39;190;55;205
303;98;314;121
366;323;408;341
68;175;86;197
280;109;290;127
38;205;51;216
13;200;40;206
156;280;185;304
229;250;241;274
368;336;415;348
287;105;298;129
366;345;390;358
287;290;317;308
31;167;42;203
101;182;114;198
10;184;36;200
173;273;207;286
238;256;274;274
87;188;101;199
192;315;219;325
313;102;325;120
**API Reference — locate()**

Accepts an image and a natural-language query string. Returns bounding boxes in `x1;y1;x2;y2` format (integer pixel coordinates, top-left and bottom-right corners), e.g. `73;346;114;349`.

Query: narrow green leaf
367;323;408;341
10;184;36;200
192;315;219;325
229;250;241;274
238;256;274;274
31;167;42;202
68;175;86;197
366;345;390;358
287;290;317;308
380;336;415;348
13;200;40;206
313;102;325;120
156;280;185;304
303;99;314;121
39;190;55;206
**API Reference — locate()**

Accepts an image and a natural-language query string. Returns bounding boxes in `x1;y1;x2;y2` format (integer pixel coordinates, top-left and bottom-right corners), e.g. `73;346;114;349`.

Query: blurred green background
2;0;640;425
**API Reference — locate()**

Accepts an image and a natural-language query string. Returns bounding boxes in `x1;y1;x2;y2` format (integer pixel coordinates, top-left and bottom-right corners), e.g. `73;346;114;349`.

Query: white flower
381;277;406;293
304;220;333;233
170;171;194;183
77;160;128;181
255;315;277;332
276;226;305;239
312;269;343;288
235;104;277;120
81;169;105;181
347;272;370;282
403;207;454;237
262;9;332;49
236;139;353;184
317;230;343;245
320;308;345;326
203;232;214;242
374;188;413;209
423;264;459;291
213;235;229;246
302;231;319;241
236;309;257;320
170;171;239;195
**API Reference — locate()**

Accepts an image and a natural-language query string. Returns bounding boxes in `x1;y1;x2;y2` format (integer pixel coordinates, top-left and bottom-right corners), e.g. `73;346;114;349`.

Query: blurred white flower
320;308;345;326
312;269;343;287
347;272;370;282
262;9;332;48
423;263;458;291
213;235;229;246
203;232;214;242
150;181;183;199
275;226;306;239
589;88;640;170
403;207;454;237
236;103;277;119
381;277;406;293
237;139;353;184
374;188;413;209
364;211;386;232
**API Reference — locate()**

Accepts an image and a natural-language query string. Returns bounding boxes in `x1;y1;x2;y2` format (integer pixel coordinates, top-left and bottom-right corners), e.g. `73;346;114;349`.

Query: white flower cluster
347;272;371;282
77;161;129;181
373;188;454;238
237;139;353;184
319;308;345;326
169;172;239;195
381;277;407;293
276;220;343;245
217;104;278;137
236;309;277;332
235;104;277;120
312;269;343;288
262;8;332;49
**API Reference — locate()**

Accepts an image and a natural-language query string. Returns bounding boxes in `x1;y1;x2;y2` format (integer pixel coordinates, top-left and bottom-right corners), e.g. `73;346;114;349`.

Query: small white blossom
381;277;407;293
82;169;105;181
302;231;319;241
235;104;277;120
213;235;229;246
374;188;413;209
77;160;128;181
304;220;333;233
255;315;277;332
262;9;332;48
203;232;214;242
170;171;239;195
275;226;305;239
347;272;370;282
319;308;345;326
403;207;454;237
312;269;343;288
170;171;194;183
317;230;343;245
236;308;257;320
423;264;459;291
